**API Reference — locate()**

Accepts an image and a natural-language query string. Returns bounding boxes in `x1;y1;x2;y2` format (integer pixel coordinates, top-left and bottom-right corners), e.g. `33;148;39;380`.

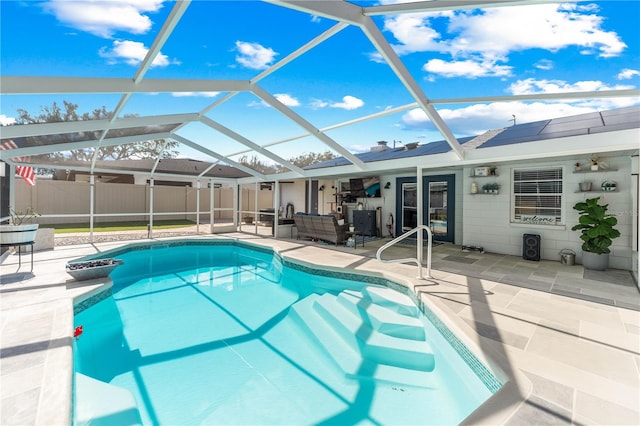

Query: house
4;106;638;278
304;106;640;274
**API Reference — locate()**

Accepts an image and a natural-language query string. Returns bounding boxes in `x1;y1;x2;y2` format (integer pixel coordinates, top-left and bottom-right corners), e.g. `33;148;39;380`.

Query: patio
1;232;638;425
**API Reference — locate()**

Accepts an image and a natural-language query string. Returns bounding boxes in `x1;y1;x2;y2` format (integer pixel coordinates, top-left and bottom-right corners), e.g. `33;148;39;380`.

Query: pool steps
290;286;436;386
360;286;420;317
74;373;142;426
337;290;426;341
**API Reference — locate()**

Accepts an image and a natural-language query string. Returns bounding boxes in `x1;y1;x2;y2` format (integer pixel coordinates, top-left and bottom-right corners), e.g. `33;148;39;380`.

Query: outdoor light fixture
384;182;391;189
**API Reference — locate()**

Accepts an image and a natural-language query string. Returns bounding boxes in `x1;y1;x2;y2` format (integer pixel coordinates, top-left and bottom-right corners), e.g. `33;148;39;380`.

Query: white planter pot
0;224;39;246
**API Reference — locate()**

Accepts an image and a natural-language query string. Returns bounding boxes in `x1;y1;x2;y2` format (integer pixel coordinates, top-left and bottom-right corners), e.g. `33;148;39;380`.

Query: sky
1;0;639;165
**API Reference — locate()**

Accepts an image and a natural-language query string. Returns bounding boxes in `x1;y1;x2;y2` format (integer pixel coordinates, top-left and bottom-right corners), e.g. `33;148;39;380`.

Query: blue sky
1;0;639;163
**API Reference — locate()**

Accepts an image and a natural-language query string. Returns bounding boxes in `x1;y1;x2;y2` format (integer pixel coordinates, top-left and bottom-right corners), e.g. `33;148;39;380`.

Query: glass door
425;175;454;242
428;180;448;237
396;175;455;243
401;183;417;232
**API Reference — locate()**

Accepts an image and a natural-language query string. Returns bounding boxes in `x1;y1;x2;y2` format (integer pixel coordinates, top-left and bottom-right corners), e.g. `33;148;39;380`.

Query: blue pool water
73;241;496;425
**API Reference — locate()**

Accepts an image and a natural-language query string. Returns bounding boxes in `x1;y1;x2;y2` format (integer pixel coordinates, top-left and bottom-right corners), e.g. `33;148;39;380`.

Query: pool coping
5;234;638;425
66;237;529;425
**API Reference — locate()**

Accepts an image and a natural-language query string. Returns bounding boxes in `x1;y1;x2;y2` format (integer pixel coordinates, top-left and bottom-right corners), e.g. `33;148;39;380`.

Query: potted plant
0;207;40;246
349;223;355;232
482;183;499;194
589;154;608;171
571;197;620;270
242;215;254;224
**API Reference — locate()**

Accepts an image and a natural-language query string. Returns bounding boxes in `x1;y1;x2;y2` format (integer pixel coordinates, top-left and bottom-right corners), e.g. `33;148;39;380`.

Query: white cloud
274;93;300;107
383;13;446;55
172;92;219;98
617;68;640;80
0;115;16;126
348;144;371;154
247;93;299;108
379;3;627;69
43;0;163;38
330;96;364;110
99;39;172;67
423;58;512;78
445;4;626;59
401;98;639;136
309;99;329;109
235;41;277;70
508;78;633;95
534;59;554;71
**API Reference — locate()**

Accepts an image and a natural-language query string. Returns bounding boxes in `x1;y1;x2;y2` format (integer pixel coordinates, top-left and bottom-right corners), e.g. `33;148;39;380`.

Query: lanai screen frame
1;0;638;238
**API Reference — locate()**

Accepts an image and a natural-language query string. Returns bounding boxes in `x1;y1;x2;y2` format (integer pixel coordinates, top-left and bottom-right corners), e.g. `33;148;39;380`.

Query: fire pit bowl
66;258;124;281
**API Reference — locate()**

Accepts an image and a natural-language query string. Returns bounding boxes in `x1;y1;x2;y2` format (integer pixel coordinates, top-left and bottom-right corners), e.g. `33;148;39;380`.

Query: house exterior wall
279;181;305;216
462;155;634;270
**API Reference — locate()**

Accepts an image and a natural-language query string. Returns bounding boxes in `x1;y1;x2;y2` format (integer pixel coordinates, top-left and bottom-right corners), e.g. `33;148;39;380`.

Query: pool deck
1;233;639;425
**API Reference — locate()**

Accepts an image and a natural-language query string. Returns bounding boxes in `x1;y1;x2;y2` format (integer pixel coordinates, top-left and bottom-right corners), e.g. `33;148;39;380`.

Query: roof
481;105;640;148
306;106;640;170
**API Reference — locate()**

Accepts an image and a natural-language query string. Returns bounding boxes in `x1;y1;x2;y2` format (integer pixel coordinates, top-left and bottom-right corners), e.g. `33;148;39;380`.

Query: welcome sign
520;215;556;225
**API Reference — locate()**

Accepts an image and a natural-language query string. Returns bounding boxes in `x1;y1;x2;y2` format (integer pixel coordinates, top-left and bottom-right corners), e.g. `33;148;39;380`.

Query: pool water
74;243;495;425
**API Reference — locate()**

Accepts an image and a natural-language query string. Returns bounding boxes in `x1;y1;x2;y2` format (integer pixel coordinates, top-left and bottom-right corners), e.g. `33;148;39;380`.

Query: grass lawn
52;220;196;234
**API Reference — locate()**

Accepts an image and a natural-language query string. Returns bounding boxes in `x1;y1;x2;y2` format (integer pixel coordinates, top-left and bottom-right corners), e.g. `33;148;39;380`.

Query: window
512;167;563;225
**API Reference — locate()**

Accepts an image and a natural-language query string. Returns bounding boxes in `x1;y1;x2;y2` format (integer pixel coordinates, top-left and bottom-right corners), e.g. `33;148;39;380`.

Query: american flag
0;140;36;186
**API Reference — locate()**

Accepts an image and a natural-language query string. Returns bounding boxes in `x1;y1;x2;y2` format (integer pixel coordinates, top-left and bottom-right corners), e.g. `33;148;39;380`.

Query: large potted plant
0;207;40;246
571;197;620;270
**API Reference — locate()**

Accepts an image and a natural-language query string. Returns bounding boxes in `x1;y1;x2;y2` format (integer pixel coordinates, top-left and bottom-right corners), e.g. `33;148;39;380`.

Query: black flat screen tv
349;176;381;198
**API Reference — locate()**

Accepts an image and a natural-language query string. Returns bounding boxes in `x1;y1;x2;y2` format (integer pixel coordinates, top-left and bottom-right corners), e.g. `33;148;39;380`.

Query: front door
395;174;455;243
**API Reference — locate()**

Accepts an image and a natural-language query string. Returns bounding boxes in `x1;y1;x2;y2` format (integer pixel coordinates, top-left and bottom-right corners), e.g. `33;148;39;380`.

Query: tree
238;151;337;175
289;150;336;167
237;155;280;175
13;101;179;163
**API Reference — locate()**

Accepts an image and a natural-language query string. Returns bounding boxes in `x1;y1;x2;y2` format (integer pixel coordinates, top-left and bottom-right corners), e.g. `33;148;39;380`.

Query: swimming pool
73;240;499;425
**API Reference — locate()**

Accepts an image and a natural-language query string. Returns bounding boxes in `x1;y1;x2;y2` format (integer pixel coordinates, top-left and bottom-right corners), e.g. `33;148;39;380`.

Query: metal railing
376;225;433;279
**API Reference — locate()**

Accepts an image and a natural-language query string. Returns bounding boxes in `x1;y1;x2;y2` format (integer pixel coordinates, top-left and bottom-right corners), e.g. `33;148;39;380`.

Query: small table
1;241;34;272
344;231;364;249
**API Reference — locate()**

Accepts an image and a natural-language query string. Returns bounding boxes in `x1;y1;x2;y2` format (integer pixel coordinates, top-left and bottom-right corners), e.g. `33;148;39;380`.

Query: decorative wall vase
579;182;592;192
